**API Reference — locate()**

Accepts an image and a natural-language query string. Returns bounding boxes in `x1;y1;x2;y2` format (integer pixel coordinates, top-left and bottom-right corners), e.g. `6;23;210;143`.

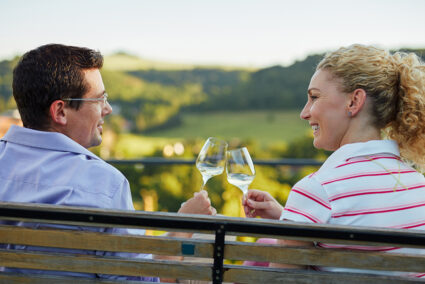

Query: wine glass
226;147;255;195
196;137;228;190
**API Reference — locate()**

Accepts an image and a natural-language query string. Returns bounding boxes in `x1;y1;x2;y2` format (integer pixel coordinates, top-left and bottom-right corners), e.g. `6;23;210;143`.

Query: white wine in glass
226;147;255;195
196;137;228;190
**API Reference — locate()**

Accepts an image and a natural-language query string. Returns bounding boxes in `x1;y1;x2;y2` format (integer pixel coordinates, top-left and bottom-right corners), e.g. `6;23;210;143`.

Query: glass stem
201;176;209;191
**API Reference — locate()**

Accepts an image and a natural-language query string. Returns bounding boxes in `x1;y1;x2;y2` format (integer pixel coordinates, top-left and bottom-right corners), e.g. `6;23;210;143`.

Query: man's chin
86;137;102;149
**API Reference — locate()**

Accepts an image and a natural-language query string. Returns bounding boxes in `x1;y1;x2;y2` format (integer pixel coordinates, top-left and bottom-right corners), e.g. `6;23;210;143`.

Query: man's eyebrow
95;90;106;97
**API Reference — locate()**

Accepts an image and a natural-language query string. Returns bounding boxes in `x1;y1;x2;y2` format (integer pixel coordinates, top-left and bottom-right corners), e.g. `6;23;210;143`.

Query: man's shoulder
68;155;127;187
53;155;131;209
80;156;126;181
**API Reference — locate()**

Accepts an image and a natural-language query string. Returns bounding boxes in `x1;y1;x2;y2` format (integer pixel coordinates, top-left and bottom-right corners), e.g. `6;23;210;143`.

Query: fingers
246;198;272;210
210;207;217;216
195;190;211;203
193;190;211;207
179;190;215;215
246;189;274;202
195;190;208;198
244;204;249;216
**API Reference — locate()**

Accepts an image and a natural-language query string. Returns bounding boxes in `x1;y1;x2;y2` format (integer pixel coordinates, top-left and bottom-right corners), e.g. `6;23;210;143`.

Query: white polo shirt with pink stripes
280;140;425;277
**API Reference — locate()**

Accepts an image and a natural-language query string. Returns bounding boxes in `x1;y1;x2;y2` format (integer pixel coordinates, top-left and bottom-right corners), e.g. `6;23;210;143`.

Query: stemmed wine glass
226;147;255;195
196;137;228;190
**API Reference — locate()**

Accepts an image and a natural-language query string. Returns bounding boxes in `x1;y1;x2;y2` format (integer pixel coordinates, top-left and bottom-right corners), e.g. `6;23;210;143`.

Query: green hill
103;52;256;72
103;53;195;71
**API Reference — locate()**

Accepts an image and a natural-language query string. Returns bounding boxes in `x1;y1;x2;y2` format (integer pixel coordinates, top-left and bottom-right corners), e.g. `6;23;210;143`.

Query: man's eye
310;95;318;100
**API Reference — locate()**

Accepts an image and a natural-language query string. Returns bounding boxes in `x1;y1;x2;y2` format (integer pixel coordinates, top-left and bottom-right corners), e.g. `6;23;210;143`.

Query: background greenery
1;48;423;217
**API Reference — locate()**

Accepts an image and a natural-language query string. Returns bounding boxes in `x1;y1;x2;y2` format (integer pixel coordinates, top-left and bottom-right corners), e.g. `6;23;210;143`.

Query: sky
1;0;425;67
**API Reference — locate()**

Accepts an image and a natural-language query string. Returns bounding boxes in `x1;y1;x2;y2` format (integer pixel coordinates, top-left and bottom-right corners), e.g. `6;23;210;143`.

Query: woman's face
300;69;351;151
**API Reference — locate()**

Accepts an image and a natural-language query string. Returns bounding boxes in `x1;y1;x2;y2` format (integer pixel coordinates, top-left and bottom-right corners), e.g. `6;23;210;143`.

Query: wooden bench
1;201;425;283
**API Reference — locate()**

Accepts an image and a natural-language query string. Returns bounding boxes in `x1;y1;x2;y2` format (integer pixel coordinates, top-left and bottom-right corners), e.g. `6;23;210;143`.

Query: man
0;44;215;280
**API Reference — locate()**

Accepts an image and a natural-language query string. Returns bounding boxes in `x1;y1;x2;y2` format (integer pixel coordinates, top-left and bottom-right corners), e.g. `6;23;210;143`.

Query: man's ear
347;88;367;116
49;100;67;126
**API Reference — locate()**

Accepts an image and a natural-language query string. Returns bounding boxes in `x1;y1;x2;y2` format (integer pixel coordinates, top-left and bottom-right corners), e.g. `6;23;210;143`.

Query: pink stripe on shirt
390;220;425;230
292;187;331;210
414;273;425;278
284;206;323;223
332;201;425;218
322;169;416;185
328;183;425;202
317;242;399;251
336;155;401;168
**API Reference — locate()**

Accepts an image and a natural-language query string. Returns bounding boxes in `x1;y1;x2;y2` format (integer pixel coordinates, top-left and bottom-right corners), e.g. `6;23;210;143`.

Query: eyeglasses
62;93;108;105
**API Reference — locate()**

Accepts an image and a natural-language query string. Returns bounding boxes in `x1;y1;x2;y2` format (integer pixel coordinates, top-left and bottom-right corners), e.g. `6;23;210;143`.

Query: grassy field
144;110;311;146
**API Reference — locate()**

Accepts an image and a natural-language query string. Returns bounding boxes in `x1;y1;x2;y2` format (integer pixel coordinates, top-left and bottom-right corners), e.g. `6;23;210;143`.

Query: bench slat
228;232;425;249
0;272;156;283
0;249;211;281
225;242;425;272
223;266;425;284
0;225;213;257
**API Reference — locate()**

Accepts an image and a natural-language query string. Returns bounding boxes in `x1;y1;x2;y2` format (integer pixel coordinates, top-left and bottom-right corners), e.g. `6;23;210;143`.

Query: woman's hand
243;189;284;220
178;190;217;215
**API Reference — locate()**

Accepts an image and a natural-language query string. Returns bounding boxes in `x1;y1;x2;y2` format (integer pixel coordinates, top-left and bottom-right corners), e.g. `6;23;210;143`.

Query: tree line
1;48;424;133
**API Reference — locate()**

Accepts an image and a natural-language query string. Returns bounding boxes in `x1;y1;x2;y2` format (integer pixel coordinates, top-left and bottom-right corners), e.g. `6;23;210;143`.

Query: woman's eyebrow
308;88;320;95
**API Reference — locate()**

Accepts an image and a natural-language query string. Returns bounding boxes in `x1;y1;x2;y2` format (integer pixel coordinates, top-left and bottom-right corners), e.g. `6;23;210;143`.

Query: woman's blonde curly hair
317;44;425;172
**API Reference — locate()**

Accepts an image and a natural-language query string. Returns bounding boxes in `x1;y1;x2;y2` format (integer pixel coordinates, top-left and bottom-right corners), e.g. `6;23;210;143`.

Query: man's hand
178;190;217;215
242;189;284;219
157;190;217;267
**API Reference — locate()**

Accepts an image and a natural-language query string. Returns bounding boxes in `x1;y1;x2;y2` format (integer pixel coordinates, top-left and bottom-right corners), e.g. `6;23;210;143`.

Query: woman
243;44;425;277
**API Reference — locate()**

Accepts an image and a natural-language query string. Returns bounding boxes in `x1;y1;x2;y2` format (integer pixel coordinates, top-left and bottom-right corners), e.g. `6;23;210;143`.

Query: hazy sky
1;0;424;67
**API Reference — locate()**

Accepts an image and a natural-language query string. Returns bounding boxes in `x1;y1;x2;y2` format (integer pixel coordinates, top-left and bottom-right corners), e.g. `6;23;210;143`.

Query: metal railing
106;157;323;167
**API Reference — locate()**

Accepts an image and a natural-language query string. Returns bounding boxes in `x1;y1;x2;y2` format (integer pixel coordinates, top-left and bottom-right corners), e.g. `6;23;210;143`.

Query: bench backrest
1;201;425;283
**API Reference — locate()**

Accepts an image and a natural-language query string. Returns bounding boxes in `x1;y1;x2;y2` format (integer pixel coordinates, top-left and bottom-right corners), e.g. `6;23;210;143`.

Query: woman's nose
300;103;310;120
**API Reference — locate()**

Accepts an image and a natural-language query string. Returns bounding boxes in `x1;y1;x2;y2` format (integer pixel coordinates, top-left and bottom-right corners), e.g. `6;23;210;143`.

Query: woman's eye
310;95;318;100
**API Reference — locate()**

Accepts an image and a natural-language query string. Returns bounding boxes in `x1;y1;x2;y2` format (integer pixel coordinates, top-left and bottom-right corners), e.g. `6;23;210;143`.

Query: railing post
212;224;225;284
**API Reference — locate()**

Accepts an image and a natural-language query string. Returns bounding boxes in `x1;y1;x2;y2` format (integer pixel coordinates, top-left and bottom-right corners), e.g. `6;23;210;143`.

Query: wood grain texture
223;266;423;284
0;225;213;257
225;242;425;272
0;249;211;281
0;272;151;283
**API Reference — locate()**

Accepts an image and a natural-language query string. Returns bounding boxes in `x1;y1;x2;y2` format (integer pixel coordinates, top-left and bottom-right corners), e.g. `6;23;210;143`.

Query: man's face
65;69;112;148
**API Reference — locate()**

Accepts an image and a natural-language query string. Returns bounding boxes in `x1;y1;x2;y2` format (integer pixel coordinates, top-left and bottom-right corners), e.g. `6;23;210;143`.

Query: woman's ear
49;100;67;125
347;88;367;117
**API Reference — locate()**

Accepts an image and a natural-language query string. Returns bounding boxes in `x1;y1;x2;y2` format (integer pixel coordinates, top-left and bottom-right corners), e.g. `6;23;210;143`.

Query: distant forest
1;48;424;133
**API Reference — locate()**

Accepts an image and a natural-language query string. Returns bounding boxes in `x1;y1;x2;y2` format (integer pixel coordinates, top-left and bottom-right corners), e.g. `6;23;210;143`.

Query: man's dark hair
12;44;104;130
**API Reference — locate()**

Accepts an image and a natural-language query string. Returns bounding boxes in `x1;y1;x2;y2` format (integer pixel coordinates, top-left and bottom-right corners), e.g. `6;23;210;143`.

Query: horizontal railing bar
1;202;425;247
105;157;323;167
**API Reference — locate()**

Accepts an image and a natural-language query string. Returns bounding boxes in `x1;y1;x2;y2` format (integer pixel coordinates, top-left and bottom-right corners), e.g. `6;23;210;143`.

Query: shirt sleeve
280;174;331;224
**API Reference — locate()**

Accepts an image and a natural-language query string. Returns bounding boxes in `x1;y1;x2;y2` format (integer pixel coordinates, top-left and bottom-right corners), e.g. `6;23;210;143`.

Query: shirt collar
319;140;400;172
1;125;101;160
